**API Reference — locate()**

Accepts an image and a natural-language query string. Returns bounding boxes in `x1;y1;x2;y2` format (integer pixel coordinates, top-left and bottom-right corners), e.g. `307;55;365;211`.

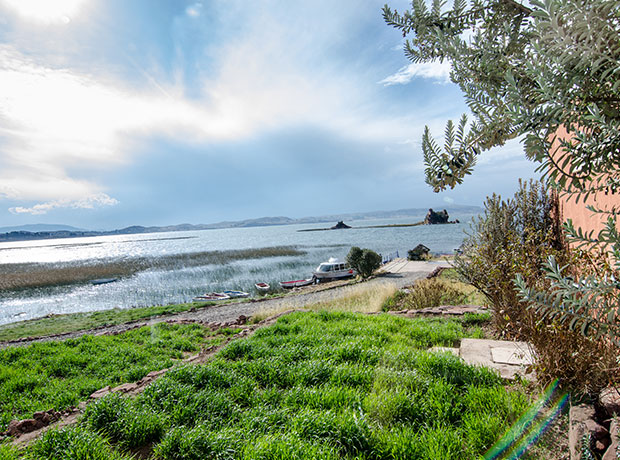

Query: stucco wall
551;125;620;235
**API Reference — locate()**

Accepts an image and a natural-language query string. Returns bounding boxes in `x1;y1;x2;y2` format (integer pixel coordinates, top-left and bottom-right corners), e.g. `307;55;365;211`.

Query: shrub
346;247;381;279
407;278;467;310
455;179;616;391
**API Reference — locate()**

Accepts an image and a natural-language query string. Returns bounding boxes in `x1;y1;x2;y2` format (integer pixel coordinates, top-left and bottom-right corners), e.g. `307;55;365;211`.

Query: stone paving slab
459;338;536;381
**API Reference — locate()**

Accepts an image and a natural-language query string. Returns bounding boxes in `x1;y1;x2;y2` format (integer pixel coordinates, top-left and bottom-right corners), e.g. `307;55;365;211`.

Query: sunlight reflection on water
0;218;472;324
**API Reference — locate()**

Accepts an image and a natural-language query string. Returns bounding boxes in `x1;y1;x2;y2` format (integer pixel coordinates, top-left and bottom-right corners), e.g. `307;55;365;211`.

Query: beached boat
255;282;270;291
313;258;356;281
279;278;314;289
193;292;230;301
222;290;250;298
91;278;118;285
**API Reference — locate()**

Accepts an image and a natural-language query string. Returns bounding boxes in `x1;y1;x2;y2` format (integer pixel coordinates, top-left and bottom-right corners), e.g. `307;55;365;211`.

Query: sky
0;0;539;230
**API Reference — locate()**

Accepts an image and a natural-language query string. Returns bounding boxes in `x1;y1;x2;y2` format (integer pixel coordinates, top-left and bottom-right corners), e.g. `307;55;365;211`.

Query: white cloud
380;61;452;85
443;196;455;204
9;193;119;215
1;0;86;23
0;45;286;208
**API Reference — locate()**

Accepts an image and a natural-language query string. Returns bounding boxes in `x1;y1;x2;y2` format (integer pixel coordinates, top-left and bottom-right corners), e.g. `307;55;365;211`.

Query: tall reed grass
0;246;305;291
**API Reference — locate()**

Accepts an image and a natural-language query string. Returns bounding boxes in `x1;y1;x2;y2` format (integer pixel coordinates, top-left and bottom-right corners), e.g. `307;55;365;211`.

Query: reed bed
0;246;305;291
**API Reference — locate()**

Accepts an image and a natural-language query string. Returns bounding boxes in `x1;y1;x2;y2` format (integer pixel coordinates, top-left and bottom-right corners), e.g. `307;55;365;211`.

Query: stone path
431;337;536;381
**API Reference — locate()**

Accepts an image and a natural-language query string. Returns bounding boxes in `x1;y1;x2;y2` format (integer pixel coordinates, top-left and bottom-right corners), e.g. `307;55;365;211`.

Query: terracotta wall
550;125;620;236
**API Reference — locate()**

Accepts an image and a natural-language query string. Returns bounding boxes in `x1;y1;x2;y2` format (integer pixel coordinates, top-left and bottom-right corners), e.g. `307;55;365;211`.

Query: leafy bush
455;179;616;391
346;247;381;279
453;179;567;336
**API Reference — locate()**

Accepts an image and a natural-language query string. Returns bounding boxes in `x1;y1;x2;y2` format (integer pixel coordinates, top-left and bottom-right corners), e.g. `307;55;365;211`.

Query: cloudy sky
0;0;538;230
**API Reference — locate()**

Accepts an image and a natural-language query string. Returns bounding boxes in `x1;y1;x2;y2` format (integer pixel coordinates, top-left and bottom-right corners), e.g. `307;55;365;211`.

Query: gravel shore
2;259;451;347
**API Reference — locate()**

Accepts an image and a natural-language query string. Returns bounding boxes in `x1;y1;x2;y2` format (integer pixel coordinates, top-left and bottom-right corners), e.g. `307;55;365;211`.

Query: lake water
0;218;471;325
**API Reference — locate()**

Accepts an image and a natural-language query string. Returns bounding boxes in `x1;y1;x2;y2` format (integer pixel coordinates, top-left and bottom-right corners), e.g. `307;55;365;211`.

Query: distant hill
0;205;482;242
0;224;87;233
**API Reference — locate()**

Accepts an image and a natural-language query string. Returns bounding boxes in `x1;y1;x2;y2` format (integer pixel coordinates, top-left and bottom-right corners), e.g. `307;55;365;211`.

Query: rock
585;419;609;440
424;208;450;225
600;387;620;416
90;385;111;399
602;419;619;460
6;418;44;436
330;221;351;230
595;439;610;452
111;382;139;394
569;404;596;460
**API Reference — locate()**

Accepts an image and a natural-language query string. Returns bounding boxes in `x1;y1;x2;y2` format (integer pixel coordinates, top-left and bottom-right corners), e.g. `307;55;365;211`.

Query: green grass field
3;311;535;459
0;323;237;431
0;302;218;343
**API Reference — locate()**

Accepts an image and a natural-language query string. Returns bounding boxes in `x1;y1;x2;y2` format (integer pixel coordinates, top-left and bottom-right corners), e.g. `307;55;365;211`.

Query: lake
0;218;471;325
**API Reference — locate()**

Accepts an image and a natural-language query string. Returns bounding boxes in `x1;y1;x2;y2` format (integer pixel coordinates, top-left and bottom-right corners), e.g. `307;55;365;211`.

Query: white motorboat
313;258;356;281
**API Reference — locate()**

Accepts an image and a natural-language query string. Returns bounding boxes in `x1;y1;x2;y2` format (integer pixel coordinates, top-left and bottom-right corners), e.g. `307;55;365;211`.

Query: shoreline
0;259;451;345
298;222;425;232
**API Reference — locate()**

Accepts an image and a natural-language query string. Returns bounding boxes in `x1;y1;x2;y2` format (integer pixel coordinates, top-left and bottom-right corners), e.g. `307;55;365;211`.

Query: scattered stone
236;315;248;325
426;267;445;279
111;382;139;394
89;386;111;399
6;419;44;436
569;404;596;460
585;419;610;441
600;387;620;416
395;305;488;316
595;440;609;452
602;419;619;460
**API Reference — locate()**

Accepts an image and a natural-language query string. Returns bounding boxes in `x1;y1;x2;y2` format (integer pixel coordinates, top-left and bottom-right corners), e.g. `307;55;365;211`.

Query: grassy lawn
0;323;237;431
4;311;535;459
0;302;218;343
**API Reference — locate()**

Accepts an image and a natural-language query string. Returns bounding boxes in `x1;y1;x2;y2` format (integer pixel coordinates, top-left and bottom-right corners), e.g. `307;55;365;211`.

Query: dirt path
1;259;451;347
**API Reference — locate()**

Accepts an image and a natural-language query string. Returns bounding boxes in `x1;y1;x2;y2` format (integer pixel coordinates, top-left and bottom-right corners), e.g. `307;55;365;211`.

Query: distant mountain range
0;205;482;242
0;224;87;233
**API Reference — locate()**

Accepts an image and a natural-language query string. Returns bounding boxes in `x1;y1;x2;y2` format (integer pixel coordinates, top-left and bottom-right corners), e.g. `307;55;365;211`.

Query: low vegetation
381;268;486;312
0;323;237;431
8;311;535;459
454;180;618;392
0;246;305;291
0;302;216;342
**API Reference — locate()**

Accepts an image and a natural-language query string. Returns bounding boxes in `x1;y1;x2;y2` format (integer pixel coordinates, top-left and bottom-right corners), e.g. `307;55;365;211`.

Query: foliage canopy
384;0;620;347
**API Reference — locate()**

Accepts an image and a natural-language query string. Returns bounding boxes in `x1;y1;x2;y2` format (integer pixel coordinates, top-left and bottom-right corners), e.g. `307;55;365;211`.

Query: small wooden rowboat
222;290;249;298
255;282;270;291
193;292;230;301
279;278;314;289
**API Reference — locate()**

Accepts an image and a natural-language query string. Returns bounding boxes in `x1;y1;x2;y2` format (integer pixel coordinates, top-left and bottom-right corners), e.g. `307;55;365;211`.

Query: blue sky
0;0;539;230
